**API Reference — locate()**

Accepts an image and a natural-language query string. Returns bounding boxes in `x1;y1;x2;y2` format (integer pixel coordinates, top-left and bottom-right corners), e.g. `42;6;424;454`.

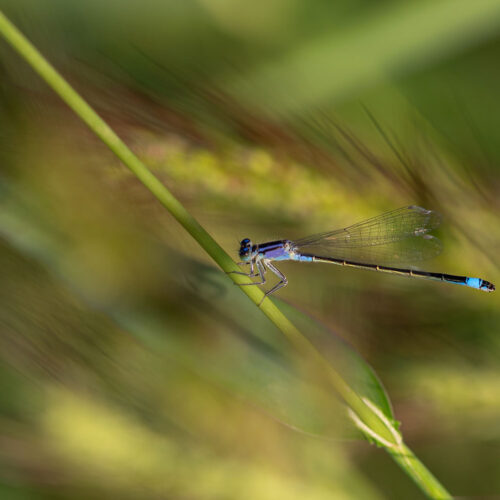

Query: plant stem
0;10;451;499
388;443;451;500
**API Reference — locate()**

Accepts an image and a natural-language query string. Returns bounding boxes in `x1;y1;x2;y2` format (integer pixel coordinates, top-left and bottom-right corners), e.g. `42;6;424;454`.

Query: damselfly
233;205;495;300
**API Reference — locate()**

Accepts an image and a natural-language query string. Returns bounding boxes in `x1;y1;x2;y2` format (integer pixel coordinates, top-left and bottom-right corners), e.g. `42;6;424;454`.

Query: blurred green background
0;1;499;498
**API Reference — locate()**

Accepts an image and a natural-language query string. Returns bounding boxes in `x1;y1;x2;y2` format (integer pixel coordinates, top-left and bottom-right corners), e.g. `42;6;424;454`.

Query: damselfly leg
263;261;288;298
231;259;267;286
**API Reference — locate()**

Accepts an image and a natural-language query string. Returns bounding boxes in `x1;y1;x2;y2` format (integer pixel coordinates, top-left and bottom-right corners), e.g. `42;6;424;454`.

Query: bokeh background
0;1;499;499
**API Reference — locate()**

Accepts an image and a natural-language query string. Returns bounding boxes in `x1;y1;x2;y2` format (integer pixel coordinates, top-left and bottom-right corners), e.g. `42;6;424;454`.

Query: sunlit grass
42;387;384;500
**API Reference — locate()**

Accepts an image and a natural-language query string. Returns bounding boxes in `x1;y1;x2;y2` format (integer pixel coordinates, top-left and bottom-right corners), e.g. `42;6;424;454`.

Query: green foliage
0;2;499;499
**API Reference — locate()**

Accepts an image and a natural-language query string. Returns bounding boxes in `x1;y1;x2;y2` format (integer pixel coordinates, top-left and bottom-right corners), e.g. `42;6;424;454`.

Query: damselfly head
239;238;253;261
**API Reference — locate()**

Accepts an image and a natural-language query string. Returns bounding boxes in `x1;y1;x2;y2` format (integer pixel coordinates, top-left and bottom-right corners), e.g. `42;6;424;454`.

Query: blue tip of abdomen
465;277;495;292
465;277;481;289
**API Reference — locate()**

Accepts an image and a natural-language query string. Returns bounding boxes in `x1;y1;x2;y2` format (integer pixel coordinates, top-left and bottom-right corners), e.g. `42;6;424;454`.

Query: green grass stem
0;10;451;499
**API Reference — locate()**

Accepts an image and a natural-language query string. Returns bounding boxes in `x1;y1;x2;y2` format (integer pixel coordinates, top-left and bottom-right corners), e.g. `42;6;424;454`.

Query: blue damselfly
233;205;495;299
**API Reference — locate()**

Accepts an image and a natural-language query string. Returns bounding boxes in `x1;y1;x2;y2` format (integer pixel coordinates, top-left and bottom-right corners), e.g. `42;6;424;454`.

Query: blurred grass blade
227;0;500;114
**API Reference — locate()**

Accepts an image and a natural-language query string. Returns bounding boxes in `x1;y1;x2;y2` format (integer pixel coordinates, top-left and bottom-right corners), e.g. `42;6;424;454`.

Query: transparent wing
295;235;442;265
293;205;442;265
